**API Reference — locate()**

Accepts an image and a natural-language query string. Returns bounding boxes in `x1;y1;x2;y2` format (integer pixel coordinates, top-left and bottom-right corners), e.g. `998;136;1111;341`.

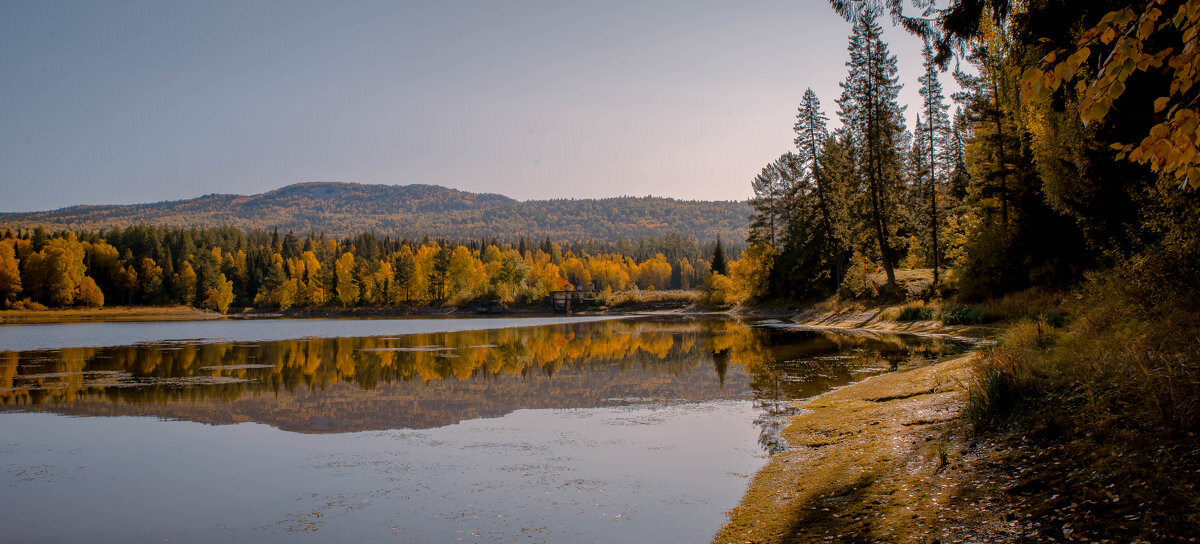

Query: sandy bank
714;353;1025;543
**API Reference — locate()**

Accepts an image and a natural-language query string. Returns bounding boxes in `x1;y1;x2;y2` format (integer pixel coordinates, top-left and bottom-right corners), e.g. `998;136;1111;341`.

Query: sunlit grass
0;305;219;324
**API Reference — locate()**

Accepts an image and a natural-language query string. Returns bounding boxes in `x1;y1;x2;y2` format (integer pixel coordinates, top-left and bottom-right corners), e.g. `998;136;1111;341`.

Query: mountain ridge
0;182;750;241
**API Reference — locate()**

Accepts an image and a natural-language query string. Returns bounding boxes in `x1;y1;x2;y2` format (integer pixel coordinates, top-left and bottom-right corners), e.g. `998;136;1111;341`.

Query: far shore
0;298;705;325
0;306;224;325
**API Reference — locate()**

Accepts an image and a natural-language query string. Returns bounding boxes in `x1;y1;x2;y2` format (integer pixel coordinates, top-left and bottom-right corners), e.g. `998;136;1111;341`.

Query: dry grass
862;267;945;299
965;266;1200;540
0;305;221;324
601;288;699;308
874;287;1066;327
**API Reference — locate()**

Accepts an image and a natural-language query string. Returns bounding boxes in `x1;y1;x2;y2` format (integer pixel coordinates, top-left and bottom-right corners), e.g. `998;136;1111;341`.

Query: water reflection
1;317;967;448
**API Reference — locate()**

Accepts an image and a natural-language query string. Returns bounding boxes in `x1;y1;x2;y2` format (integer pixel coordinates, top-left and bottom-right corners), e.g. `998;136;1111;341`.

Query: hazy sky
0;0;953;212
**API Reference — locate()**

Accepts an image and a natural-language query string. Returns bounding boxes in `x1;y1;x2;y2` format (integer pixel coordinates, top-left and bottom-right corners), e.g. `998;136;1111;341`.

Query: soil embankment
713;306;1046;544
714;353;1025;543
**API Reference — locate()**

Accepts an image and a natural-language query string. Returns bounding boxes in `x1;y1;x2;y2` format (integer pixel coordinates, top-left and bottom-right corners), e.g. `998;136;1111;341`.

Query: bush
703;273;738;306
76;277;104;308
10;299;48;311
975;287;1065;321
896;302;936;321
838;253;876;299
966;319;1061;428
939;305;995;325
1039;312;1065;327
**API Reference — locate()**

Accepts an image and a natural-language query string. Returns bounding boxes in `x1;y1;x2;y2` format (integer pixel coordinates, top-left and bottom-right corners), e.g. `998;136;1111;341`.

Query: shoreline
0;299;704;325
0;306;224;325
713;352;1014;543
712;307;1027;543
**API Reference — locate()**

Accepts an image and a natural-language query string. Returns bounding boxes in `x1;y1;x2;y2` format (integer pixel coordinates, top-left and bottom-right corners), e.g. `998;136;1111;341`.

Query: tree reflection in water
0;317;968;451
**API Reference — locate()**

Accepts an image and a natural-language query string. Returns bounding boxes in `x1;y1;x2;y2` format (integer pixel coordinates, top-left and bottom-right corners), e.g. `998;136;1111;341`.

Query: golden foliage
0;240;20;307
203;273;234;314
1020;0;1200;188
76;277;104;308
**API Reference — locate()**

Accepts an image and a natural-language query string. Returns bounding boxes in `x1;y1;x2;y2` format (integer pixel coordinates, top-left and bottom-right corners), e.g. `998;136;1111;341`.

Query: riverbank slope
713;352;1026;543
718;268;1200;543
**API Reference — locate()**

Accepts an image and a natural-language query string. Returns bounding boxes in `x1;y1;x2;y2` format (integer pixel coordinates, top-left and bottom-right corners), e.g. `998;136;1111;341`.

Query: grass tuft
896;301;937;321
939;305;995;325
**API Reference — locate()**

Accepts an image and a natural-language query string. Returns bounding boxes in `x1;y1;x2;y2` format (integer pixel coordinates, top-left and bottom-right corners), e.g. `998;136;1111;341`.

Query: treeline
0;225;738;312
743;4;1196;302
0;182;751;243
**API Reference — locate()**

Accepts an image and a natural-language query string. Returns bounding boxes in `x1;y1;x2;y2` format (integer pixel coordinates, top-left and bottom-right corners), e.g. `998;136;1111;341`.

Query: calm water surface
0;316;969;543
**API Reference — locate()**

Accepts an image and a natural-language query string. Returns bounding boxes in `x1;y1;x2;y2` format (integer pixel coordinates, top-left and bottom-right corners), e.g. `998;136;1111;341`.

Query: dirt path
713;354;1029;544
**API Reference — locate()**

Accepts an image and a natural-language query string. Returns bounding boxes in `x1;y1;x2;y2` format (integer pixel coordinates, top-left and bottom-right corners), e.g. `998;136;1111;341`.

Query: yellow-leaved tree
0;240;21;308
730;242;774;301
334;252;359;306
173;261;198;306
446;246;487;302
76;277;104;308
203;273;234;314
636;254;673;290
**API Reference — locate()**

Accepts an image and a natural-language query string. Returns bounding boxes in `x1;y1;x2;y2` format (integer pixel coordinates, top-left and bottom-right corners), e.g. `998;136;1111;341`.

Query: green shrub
838;253;876;299
939;305;995;325
897;303;936;321
1039;312;1065;327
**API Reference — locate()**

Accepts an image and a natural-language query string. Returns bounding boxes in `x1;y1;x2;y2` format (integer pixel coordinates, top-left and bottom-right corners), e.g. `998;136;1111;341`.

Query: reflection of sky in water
2;403;764;544
0;317;970;542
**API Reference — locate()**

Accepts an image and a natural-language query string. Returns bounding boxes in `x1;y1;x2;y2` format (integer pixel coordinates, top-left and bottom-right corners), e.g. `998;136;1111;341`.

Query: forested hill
0;182;750;241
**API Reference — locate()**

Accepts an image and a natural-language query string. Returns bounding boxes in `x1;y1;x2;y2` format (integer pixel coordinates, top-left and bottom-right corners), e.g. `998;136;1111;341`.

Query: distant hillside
0;182;750;241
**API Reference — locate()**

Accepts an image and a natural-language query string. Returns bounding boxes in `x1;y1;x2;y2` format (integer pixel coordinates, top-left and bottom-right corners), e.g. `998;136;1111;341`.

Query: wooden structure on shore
548;290;598;314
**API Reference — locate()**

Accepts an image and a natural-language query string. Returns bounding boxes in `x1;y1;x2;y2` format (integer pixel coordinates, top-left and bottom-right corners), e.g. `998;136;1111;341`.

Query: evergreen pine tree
918;41;951;285
429;247;451;300
711;239;729;277
392;249;415;303
31;226;48;252
749;153;803;251
749;162;785;248
836;9;908;290
954;47;1017;230
948;107;971;201
794;87;844;289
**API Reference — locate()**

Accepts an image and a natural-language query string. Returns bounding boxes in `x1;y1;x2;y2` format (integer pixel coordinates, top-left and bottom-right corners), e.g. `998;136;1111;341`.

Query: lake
0;315;969;543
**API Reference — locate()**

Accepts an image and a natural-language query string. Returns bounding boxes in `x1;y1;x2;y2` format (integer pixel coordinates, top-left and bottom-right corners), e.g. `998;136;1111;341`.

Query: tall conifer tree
954;47;1018;230
836;9;907;289
948;107;971;201
711;239;729;277
749;161;786;248
794;88;844;288
917;41;951;285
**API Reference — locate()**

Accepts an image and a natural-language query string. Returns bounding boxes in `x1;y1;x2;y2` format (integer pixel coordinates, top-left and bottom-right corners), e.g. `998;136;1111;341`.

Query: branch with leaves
1020;0;1200;189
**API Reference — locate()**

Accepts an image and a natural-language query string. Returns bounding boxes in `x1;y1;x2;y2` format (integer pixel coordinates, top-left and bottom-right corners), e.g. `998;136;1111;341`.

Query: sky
0;0;955;212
